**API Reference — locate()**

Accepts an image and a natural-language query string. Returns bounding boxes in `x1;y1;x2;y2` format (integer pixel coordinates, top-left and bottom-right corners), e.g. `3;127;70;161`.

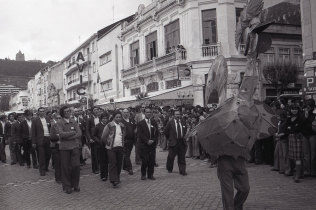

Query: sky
0;0;152;62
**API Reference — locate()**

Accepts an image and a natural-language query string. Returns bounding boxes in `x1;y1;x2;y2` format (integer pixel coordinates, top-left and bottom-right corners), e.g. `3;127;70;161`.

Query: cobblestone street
1;148;316;210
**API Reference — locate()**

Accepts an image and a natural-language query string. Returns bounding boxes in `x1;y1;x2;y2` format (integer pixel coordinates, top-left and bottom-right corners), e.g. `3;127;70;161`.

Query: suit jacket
121;118;136;144
20;120;32;141
11;121;23;144
135;112;145;125
93;122;106;146
0;121;4;143
85;116;99;141
31;117;51;145
4;121;13;140
137;118;159;149
101;121;126;150
164;119;187;147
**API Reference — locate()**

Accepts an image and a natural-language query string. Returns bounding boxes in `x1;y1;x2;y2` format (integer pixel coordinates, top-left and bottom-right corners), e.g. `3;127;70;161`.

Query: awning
96;85;194;109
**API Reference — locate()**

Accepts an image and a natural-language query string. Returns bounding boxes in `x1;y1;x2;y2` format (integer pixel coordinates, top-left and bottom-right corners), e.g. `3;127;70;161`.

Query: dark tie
177;120;181;139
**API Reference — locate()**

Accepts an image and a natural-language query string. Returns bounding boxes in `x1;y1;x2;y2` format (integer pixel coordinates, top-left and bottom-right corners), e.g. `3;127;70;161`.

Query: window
202;9;217;45
146;31;158;61
278;48;290;64
147;82;159;93
130;41;140;67
87;47;90;55
131;87;141;95
93;83;96;94
236;8;245;44
293;48;303;67
262;47;275;65
92;42;95;52
100;51;112;65
101;79;113;92
73;91;76;100
93;62;96;73
165;19;180;53
72;56;75;64
166;79;181;89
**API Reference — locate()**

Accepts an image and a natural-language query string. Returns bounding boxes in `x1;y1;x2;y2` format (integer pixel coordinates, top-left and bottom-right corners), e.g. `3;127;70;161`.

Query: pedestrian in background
11;113;24;166
93;112;109;182
50;114;62;184
31;107;52;176
101;110;126;188
6;113;16;165
57;106;82;194
0;114;7;163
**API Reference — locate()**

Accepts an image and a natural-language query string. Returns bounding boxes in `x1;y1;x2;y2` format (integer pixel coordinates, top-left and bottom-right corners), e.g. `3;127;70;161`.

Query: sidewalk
1;147;316;210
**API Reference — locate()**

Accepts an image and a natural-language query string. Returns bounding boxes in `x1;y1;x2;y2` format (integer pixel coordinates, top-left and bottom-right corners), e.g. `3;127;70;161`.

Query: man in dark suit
20;110;38;169
0;114;7;163
164;109;188;176
137;107;159;180
32;107;52;176
11;113;24;166
121;108;136;175
134;104;146;165
86;107;101;174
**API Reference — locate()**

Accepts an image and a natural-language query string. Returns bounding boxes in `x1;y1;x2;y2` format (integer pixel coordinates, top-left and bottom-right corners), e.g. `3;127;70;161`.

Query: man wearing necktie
137;107;159;180
164;109;188;176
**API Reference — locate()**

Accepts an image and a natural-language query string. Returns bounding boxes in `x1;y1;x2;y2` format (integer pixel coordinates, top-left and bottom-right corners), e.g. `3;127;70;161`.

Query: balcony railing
122;49;187;80
239;44;246;55
66;77;89;90
202;44;219;57
65;54;91;75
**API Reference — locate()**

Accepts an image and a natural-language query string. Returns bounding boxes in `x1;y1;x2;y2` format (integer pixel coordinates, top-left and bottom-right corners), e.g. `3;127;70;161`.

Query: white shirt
174;119;183;138
40;117;50;136
26;120;32;138
113;122;122;147
1;121;5;134
145;118;151;138
94;117;99;126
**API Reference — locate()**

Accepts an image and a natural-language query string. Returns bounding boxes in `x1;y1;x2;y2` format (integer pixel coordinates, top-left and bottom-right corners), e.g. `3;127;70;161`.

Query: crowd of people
0;104;216;194
1;98;316;195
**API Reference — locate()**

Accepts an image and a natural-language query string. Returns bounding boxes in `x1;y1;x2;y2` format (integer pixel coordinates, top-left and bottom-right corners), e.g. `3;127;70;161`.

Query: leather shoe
101;177;108;182
73;187;80;192
112;182;119;188
128;170;134;175
168;170;172;173
148;176;156;180
33;165;38;169
40;171;46;176
180;172;188;176
65;189;72;194
154;163;159;167
141;176;147;180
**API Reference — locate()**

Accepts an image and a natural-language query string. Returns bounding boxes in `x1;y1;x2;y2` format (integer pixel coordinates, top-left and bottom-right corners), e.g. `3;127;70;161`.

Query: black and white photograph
1;0;316;209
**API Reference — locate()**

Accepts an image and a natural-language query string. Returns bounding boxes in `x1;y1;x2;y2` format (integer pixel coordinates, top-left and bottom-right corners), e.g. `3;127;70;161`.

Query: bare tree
262;61;299;97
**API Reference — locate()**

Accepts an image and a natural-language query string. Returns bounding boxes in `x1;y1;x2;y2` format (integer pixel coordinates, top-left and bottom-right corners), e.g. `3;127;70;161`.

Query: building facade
61;34;97;108
47;62;65;107
301;0;316;98
96;15;135;106
120;0;248;106
9;90;30;111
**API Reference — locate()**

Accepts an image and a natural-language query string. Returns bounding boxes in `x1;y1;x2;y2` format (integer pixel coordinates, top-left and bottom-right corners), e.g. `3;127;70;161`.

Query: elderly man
121;108;136;175
57;106;82;194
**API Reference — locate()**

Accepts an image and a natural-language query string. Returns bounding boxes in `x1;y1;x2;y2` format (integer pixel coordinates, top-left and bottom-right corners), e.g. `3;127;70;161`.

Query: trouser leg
166;146;177;172
217;157;234;210
309;136;316;176
43;138;51;170
23;141;31;166
0;142;6;162
52;146;61;181
99;147;108;179
91;143;99;172
9;141;17;163
16;143;23;165
279;141;286;173
107;149;119;183
115;147;123;181
135;141;141;164
123;143;133;171
233;158;250;210
30;146;38;166
140;149;148;176
60;150;71;190
303;136;311;175
147;149;155;178
177;143;187;174
273;141;280;170
70;148;80;189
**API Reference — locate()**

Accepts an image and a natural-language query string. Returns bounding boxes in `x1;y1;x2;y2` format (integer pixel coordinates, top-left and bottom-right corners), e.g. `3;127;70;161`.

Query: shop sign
303;76;316;94
178;66;191;81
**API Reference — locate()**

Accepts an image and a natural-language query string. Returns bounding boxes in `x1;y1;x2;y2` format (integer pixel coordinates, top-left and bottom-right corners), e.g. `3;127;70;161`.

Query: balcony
65;54;91;76
121;49;187;81
202;44;219;57
66;76;90;90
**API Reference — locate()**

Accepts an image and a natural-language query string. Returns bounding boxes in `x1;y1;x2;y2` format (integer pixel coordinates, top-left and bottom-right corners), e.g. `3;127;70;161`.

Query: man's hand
32;144;37;148
148;140;154;145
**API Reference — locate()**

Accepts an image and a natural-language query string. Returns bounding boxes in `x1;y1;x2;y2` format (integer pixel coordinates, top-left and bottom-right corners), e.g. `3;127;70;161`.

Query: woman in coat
101;110;126;188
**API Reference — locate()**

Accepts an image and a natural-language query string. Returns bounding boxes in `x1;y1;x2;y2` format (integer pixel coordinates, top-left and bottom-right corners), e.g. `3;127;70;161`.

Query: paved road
1;147;316;210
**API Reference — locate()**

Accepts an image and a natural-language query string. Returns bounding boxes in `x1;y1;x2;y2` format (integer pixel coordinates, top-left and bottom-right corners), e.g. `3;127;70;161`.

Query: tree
262;61;299;97
0;94;10;111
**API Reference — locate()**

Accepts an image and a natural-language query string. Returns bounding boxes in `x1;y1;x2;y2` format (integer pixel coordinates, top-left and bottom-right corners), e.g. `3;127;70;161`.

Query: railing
202;44;219;57
121;49;187;80
239;44;246;55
